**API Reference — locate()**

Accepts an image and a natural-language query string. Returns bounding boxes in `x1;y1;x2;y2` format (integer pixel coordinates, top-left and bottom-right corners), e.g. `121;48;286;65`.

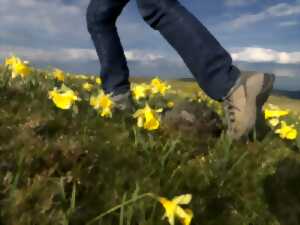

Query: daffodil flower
158;194;193;225
48;85;80;110
4;55;18;67
131;83;150;101
275;121;298;140
268;118;280;127
167;101;175;109
133;103;162;131
95;77;102;85
90;90;114;118
150;77;171;96
78;74;88;80
53;68;65;81
12;61;31;79
264;109;289;120
197;91;205;99
5;55;31;79
82;82;93;92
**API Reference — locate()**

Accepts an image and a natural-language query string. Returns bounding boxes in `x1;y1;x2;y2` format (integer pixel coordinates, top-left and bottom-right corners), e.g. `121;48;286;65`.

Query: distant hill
178;78;195;82
178;78;300;100
272;89;300;100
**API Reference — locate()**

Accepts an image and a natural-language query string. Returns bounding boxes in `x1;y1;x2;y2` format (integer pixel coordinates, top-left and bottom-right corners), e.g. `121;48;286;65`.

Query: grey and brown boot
111;90;135;113
223;70;275;140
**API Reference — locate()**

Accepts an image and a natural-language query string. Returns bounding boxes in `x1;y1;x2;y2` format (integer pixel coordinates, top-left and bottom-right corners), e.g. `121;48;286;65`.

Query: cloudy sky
0;0;300;90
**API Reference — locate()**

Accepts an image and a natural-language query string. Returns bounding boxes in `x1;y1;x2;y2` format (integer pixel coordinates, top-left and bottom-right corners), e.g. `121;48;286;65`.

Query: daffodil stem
85;192;155;225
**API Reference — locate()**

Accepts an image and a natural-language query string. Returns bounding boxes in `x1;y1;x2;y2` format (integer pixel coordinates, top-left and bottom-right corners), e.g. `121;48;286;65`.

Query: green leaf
119;193;127;225
70;182;76;213
72;104;79;115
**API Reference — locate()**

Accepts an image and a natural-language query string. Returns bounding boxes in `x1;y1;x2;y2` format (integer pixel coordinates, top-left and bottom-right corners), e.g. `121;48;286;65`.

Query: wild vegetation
1;57;300;225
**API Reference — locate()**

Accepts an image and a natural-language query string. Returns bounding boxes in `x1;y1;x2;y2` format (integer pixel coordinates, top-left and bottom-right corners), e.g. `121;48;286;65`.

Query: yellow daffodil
48;85;80;110
5;55;31;79
264;109;289;120
5;55;18;67
78;74;88;80
158;194;193;225
197;91;206;101
268;118;280;127
150;77;171;96
215;107;223;116
95;77;102;85
206;99;214;107
133;103;162;131
53;68;65;81
131;83;150;101
275;121;298;140
12;61;31;79
179;209;193;225
82;82;93;92
167;101;175;109
90;90;114;118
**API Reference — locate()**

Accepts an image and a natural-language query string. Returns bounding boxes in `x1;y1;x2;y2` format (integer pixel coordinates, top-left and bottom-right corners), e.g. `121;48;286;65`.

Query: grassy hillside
1;61;300;225
164;78;300;114
268;95;300;114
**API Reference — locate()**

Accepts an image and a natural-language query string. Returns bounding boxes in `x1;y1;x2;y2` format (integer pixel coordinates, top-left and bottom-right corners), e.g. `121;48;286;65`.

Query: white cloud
224;0;257;7
266;3;300;17
230;47;300;64
226;2;300;29
0;0;88;45
0;45;96;62
124;50;164;63
0;45;189;78
0;45;173;64
278;21;300;27
229;12;266;28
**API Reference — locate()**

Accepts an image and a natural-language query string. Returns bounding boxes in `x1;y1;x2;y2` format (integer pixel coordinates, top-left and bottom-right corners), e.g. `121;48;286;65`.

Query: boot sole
253;73;275;138
256;73;275;108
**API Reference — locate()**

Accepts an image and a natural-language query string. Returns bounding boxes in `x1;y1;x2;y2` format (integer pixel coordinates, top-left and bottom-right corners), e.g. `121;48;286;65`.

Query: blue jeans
86;0;240;101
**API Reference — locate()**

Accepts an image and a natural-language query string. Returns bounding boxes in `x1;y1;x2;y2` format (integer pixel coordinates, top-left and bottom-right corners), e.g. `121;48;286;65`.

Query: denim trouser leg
136;0;240;101
86;0;240;100
86;0;131;95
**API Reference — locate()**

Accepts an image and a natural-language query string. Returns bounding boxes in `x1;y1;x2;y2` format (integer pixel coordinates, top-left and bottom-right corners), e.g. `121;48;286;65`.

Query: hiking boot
223;71;275;140
111;90;135;112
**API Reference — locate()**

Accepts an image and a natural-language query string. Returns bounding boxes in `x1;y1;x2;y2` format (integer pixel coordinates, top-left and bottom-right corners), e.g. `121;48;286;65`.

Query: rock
161;100;224;140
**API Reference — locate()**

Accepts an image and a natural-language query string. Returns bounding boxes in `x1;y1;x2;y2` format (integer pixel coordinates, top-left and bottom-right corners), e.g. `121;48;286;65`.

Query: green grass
1;65;300;225
133;76;300;113
268;95;300;113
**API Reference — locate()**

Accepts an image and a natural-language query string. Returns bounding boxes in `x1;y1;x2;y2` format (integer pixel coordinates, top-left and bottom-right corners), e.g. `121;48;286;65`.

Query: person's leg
136;0;240;101
136;0;275;140
86;0;130;95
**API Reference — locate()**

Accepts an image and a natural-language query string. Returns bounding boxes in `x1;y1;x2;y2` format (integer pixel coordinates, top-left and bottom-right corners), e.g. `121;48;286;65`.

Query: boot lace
224;98;240;125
